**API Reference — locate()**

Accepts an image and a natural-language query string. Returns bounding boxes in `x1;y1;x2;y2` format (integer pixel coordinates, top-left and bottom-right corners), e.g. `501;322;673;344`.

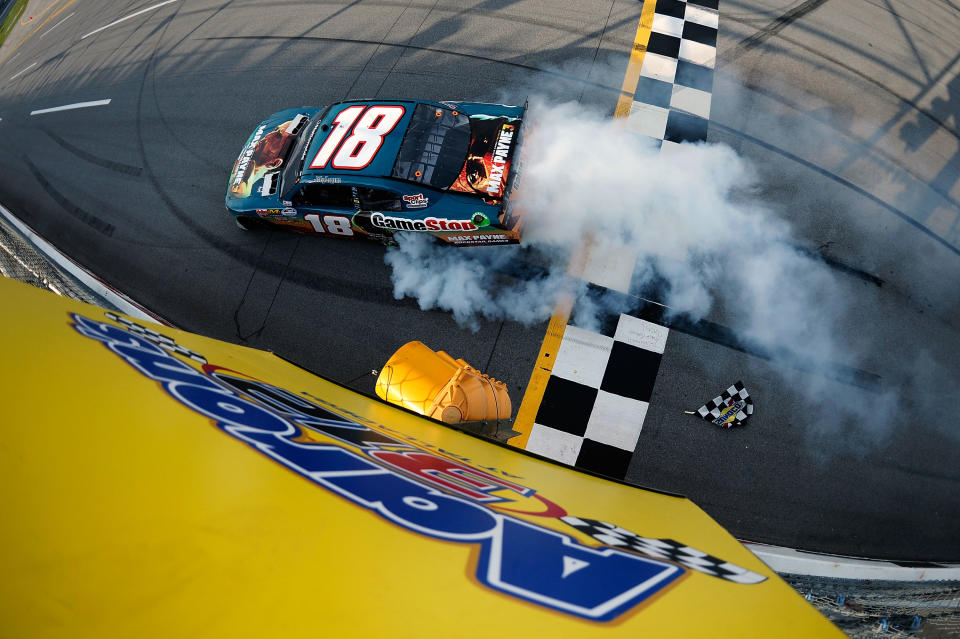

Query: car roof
300;100;425;180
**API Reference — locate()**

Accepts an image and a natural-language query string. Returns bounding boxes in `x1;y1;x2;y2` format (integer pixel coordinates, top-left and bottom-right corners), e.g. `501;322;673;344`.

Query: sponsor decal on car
351;186;361;211
233;125;266;188
402;193;429;208
486;123;515;197
230;120;299;199
370;213;478;232
470;212;490;227
448;234;506;243
254;210;309;226
301;175;343;184
450;117;518;201
443;233;518;245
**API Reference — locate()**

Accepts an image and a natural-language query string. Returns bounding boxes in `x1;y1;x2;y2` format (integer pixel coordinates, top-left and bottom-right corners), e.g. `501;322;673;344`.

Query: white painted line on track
80;0;180;40
9;62;37;80
0;203;164;324
30;99;111;115
744;542;960;581
39;11;76;38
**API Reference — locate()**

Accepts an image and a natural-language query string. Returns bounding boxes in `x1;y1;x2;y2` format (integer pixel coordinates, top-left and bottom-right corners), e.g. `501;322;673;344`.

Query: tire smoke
383;96;901;440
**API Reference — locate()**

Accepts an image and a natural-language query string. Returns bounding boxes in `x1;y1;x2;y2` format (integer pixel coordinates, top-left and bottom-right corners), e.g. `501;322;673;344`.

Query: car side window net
293;184;353;208
392;104;471;189
357;187;402;212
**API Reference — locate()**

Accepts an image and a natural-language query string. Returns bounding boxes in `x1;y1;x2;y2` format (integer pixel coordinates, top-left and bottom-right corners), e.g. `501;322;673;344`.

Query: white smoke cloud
384;234;565;327
385;97;803;331
382;95;901;440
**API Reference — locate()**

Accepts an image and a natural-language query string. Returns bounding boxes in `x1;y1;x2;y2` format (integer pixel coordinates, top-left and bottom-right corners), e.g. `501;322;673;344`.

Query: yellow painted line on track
0;0;75;67
615;0;658;118
508;305;572;448
19;0;60;26
508;0;657;448
507;241;590;448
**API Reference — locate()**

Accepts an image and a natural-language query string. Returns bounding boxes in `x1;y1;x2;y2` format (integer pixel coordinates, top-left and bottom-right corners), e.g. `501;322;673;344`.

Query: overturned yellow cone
376;341;511;424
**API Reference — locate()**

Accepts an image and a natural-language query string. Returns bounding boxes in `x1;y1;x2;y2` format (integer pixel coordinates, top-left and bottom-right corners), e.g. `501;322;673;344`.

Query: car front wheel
235;216;266;231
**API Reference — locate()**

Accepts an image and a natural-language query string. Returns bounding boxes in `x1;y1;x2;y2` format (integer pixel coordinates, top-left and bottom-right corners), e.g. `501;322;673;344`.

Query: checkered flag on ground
104;312;207;364
562;516;766;584
692;381;753;428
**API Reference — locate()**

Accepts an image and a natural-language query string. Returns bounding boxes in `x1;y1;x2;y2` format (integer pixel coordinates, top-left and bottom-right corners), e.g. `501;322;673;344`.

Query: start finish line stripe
507;3;659;451
615;0;659;118
510;0;722;478
30;99;112;115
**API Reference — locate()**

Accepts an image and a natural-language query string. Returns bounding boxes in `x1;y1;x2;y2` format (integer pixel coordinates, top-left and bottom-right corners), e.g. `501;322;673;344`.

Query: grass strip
0;0;29;49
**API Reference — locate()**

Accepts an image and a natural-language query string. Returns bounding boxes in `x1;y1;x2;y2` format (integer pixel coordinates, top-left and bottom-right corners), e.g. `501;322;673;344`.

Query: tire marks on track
204;35;620;93
232;232;303;342
726;0;830;60
712;120;960;259
40;127;143;176
22;155;116;236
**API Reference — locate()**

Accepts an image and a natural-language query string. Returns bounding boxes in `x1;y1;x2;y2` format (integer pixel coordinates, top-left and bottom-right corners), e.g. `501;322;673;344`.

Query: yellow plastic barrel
376;341;511;423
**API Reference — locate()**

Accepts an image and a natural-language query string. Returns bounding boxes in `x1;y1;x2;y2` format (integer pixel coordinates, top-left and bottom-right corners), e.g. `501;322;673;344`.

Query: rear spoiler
500;99;528;234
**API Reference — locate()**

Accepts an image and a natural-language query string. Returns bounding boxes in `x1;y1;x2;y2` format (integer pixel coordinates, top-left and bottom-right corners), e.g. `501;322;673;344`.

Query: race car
225;99;525;246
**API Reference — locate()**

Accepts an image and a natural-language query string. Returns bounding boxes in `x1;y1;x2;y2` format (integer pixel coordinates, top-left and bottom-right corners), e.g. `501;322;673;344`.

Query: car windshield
391;103;471;189
282;108;328;192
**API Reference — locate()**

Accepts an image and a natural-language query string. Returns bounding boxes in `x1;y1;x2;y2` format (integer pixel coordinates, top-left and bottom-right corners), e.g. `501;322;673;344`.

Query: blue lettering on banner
70;313;686;621
482;518;683;621
211;372;416;450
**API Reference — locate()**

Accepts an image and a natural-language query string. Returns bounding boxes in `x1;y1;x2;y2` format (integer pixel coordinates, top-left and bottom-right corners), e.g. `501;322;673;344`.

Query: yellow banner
0;277;840;637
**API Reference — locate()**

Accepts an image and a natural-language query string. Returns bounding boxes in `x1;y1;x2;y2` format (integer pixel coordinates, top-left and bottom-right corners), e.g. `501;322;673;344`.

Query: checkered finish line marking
563;515;767;584
520;308;669;478
509;0;720;480
509;2;667;454
624;0;719;148
614;0;660;118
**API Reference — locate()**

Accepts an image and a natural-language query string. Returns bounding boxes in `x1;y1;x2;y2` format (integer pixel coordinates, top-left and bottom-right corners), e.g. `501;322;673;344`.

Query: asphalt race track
1;0;958;561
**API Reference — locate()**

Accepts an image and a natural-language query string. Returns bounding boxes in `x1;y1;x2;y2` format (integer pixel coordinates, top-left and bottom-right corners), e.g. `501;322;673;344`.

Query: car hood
227;108;315;201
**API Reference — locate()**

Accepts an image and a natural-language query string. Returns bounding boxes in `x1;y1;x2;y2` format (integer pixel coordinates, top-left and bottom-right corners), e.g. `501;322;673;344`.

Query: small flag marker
690;381;754;428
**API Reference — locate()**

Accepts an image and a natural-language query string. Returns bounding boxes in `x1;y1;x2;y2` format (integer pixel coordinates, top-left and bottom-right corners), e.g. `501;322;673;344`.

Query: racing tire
235;216;266;231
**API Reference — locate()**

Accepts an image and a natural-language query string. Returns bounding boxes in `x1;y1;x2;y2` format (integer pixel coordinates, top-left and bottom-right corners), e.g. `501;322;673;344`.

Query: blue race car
226;99;525;246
